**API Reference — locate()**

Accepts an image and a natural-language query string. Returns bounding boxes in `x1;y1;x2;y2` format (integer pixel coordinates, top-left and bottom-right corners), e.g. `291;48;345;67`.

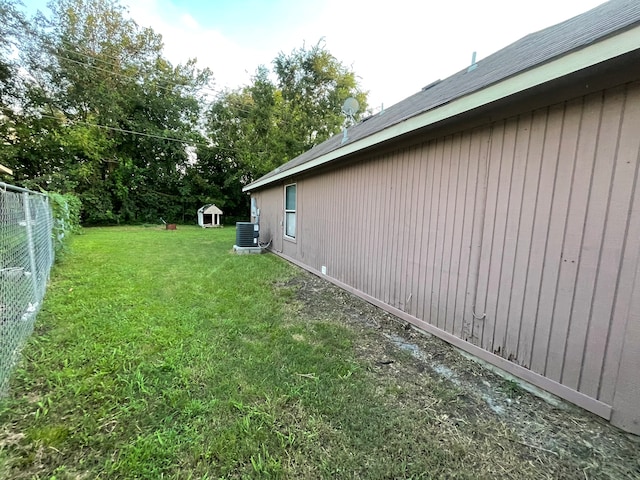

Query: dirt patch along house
243;0;640;435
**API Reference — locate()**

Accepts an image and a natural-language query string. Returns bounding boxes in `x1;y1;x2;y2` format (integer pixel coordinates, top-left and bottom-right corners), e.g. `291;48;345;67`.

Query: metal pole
0;182;46;196
44;196;54;273
22;192;40;303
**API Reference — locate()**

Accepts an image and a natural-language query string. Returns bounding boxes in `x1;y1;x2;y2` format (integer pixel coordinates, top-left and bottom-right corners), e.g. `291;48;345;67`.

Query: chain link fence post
0;183;54;394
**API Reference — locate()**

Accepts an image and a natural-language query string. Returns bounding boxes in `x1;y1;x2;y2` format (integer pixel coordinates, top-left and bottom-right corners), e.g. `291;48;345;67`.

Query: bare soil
282;269;640;480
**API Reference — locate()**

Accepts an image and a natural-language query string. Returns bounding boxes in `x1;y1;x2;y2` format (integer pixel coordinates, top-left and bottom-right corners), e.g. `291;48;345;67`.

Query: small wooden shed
197;204;223;228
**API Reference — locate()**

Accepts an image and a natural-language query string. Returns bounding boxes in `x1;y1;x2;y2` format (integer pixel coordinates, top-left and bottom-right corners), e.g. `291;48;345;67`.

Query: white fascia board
244;25;640;193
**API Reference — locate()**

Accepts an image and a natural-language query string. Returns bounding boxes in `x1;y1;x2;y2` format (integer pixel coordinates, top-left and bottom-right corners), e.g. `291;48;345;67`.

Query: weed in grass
501;379;523;399
27;424;69;447
250;444;282;476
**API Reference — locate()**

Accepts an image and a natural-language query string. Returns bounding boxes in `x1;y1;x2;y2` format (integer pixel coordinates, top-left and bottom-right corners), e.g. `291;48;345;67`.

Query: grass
0;226;425;479
0;226;637;479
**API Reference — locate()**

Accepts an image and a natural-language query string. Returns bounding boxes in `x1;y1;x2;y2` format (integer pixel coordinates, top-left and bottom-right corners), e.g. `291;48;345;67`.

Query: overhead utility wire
52;45;221;97
38;112;209;147
55;45;126;70
36;112;267;155
58;38;219;91
49;48;272;109
46;53;260;115
33;37;297;112
48;52;208;97
56;44;138;72
20;44;268;115
12;68;358;139
17;56;232;118
11;68;263;134
48;51;260;112
59;38;154;65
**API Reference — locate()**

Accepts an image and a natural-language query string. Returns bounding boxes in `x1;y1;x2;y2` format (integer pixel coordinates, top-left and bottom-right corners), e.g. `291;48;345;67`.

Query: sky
25;0;606;110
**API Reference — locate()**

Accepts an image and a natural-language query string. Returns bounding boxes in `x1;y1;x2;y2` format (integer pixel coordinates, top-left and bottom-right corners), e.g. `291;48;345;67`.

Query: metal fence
0;183;54;394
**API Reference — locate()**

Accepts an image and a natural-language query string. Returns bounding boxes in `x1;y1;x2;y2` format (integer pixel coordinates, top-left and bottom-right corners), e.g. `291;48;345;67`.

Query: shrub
48;192;82;254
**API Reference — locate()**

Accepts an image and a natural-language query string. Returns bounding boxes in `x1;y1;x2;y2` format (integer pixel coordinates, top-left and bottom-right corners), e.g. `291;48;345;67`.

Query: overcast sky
26;0;606;110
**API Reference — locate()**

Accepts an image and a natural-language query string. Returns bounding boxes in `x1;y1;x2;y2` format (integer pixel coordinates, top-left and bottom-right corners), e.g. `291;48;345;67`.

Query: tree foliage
2;0;211;223
0;2;368;223
203;41;368;191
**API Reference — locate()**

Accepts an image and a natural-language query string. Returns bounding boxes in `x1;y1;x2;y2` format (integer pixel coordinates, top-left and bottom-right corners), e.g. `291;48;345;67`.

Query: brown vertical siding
476;121;505;349
484;117;519;355
416;143;433;323
429;140;444;325
573;88;625;398
597;84;640;405
611;227;640;433
439;136;457;330
401;148;415;313
253;189;281;250
519;104;564;369
510;110;547;368
456;131;483;342
468;132;490;346
252;80;640;434
503;113;536;363
555;93;603;389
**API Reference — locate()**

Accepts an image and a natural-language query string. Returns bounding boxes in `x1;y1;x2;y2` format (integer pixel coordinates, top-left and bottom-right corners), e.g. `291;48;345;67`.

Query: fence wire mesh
0;185;54;394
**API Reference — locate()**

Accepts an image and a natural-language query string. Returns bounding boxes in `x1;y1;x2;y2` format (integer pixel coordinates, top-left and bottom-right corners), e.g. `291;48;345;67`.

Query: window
285;184;296;239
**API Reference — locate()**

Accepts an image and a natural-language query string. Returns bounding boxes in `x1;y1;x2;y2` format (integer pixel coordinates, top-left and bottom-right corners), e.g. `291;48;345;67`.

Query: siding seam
516;107;550;365
597;86;640;399
543;98;585;378
530;103;567;369
560;93;605;385
492;117;522;355
504;114;534;359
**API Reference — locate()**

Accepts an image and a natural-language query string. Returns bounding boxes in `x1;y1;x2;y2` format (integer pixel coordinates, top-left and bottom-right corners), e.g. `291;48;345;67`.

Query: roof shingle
247;0;640;188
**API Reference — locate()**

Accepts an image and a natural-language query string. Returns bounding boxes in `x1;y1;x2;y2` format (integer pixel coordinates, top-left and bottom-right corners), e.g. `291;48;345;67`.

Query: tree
6;0;212;223
203;41;368;217
0;0;29;168
273;41;367;155
2;2;368;224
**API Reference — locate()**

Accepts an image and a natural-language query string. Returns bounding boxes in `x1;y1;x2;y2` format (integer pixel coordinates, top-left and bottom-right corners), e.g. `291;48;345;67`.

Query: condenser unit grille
236;222;259;247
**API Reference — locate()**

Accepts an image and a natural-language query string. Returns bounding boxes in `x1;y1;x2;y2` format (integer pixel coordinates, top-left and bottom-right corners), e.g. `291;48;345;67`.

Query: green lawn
0;226;637;479
0;226;407;479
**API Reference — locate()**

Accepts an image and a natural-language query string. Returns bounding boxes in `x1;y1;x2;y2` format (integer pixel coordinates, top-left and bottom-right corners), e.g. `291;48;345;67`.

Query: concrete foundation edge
233;245;264;254
270;249;618;426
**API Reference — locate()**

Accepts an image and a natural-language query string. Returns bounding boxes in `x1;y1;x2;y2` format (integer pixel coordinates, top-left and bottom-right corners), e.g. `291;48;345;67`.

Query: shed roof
245;0;640;192
200;204;222;215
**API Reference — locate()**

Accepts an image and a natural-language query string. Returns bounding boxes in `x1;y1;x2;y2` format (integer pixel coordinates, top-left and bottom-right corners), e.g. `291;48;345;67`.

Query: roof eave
243;24;640;193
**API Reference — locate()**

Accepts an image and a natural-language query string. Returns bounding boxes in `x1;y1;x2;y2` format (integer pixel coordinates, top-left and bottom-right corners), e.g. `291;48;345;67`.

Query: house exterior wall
251;80;640;434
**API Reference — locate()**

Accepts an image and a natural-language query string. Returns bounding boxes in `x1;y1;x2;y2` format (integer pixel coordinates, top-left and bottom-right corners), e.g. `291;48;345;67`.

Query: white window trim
284;183;296;241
